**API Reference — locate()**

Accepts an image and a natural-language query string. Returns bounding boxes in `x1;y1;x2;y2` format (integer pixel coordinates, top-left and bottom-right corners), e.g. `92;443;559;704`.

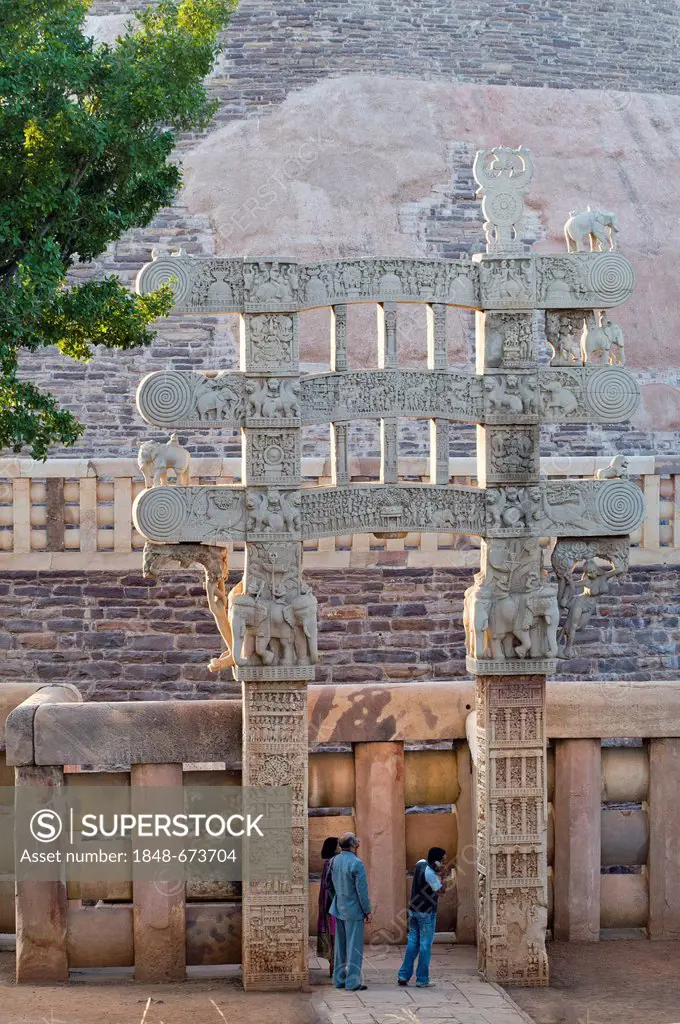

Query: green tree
0;0;235;457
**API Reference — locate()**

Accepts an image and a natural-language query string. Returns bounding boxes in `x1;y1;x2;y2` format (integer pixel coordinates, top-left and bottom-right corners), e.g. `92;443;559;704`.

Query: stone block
404;749;460;806
648;738;680;938
553;739;601;941
405;813;458;872
354;742;407;944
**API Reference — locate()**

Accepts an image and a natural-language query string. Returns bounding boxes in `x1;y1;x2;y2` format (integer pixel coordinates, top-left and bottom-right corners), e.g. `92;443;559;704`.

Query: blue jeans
398;911;436;985
333;917;365;990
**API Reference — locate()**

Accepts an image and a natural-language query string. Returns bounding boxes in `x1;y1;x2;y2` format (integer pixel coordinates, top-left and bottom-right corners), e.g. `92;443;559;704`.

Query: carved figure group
246;379;301;419
564;207;618;253
138;433;190;488
485;375;538;416
247;489;301;534
228;579;318;668
558;558;621;657
581;311;625;364
464;571;559;662
195;375;243;421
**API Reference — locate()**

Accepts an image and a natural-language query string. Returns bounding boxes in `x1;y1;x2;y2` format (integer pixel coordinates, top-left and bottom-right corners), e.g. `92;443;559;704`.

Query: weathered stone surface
186;903;241;966
68;903;134;968
405;812;457;872
553;739;601;941
648;738;680;939
601;807;649;867
27;699;241;768
132;763;186;983
601;747;649;803
404;749;460;807
15;766;68;983
5;685;82;765
354;742;407;944
454;742;477;944
600;873;649;930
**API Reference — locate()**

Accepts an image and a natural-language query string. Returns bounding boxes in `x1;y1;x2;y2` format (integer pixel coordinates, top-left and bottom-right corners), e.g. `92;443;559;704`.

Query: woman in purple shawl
317;836;339;975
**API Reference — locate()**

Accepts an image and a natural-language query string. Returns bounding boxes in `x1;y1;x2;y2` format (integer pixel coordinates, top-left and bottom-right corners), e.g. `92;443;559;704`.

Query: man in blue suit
329;831;372;991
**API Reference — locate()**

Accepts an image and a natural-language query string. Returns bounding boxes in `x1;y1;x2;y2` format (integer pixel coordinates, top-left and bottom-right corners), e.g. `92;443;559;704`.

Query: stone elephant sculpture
137;433;190;488
463;580;493;660
487;594;531;660
228;585;318;667
564;207;618;252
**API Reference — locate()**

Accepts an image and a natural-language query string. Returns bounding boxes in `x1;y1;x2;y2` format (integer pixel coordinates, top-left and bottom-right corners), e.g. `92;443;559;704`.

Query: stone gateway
132;147;643;988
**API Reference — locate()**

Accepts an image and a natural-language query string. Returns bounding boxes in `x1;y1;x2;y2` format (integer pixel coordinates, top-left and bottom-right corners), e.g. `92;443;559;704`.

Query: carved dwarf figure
138;432;190;488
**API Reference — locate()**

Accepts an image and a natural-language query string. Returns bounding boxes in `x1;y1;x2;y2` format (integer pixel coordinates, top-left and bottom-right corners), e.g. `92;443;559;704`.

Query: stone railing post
14;765;68;982
553;738;601;941
131;763;186;982
354;742;407;946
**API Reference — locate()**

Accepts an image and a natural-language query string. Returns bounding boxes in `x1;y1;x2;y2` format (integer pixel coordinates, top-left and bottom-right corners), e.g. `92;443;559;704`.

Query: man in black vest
397;846;447;988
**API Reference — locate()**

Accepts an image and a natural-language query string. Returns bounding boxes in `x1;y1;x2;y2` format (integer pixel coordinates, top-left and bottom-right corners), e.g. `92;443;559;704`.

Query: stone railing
3;679;677;980
0;454;671;570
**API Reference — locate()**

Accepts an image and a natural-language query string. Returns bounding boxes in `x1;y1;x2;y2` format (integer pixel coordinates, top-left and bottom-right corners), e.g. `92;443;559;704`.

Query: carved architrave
133;485;246;544
245;378;301;427
243;260;300;313
301;370;484;424
476;257;536;310
136;253;244;312
485;479;645;538
483;373;539;424
296;258;478;308
539;365;640;423
476;675;549;986
137;370;245;428
539;479;644;537
536;253;635;309
301;485;486;539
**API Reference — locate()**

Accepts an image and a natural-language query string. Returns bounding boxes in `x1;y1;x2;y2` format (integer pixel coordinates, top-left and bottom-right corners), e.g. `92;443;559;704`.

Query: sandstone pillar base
475;675;549;987
241;680;309;991
15;766;69;983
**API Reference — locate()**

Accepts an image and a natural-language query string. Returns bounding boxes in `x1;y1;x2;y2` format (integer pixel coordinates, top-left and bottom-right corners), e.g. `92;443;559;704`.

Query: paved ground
510;939;680;1024
310;943;534;1024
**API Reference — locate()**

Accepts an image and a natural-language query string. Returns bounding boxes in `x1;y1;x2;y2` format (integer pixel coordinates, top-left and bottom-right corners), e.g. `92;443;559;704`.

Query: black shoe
347;985;368;991
397;979;408;987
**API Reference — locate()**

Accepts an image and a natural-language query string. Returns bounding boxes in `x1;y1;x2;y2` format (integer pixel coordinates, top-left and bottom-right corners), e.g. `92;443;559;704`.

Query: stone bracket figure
551;537;629;657
141;542;235;671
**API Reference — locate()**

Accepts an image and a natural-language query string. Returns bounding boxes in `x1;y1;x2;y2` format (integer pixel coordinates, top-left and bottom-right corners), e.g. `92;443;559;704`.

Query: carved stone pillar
239;286;312;991
470;150;551;986
476;675;549;986
241;680;309;989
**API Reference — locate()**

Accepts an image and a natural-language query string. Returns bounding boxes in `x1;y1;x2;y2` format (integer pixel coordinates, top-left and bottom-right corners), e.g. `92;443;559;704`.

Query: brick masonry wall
0;566;677;702
91;0;680;100
10;0;680;461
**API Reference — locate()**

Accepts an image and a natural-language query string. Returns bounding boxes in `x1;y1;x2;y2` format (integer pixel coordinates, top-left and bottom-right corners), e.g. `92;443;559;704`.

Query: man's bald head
339;832;359;850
